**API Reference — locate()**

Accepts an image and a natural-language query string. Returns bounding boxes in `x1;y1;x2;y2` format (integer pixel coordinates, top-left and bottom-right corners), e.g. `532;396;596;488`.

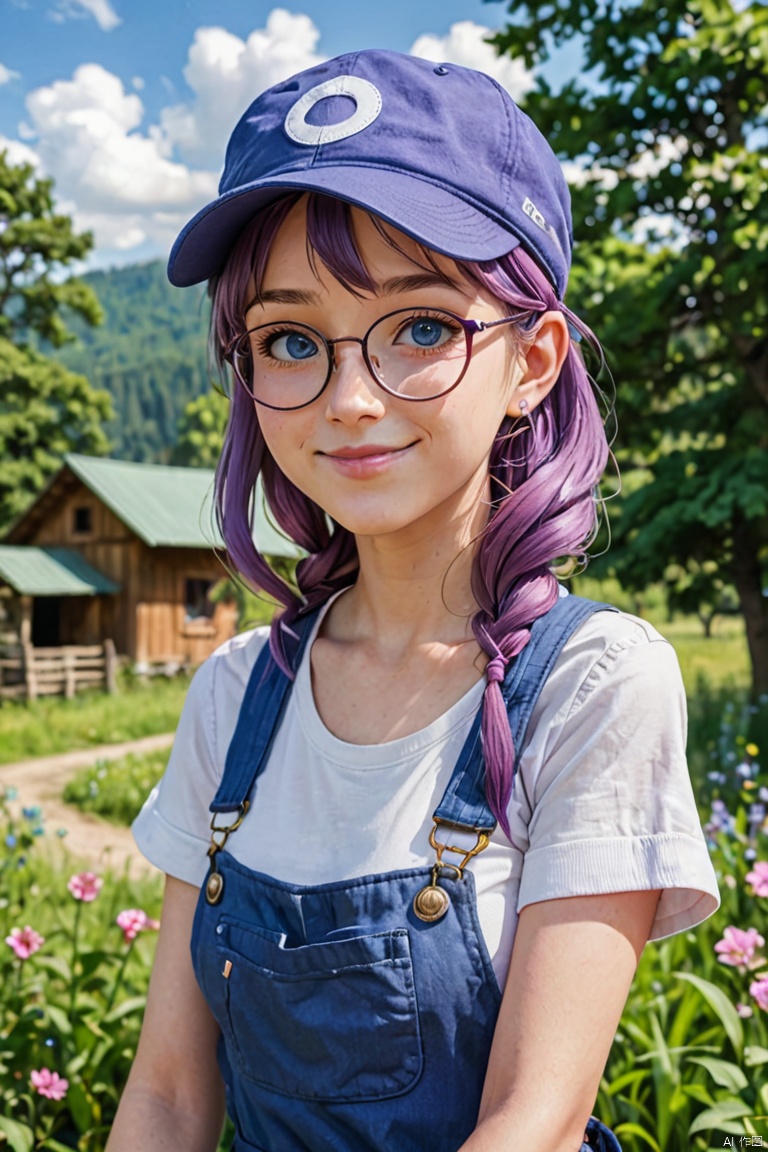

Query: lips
318;441;416;477
320;444;410;459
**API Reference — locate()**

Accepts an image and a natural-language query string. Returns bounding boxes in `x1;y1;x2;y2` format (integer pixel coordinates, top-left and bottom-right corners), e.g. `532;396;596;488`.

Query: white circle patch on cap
285;76;382;147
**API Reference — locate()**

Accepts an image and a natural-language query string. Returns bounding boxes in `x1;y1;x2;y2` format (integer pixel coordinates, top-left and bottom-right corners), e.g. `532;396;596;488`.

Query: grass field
0;673;191;765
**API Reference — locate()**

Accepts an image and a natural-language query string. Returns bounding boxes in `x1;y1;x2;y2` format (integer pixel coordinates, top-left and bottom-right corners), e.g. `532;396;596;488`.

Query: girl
109;50;720;1152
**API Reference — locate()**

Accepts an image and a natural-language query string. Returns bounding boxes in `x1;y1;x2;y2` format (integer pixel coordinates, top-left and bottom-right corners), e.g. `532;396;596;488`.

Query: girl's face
248;198;527;545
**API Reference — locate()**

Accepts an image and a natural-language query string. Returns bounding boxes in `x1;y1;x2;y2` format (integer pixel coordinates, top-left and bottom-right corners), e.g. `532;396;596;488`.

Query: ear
506;311;570;418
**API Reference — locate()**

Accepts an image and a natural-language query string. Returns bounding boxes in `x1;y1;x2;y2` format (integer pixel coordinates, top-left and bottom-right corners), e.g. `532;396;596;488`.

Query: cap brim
167;166;522;287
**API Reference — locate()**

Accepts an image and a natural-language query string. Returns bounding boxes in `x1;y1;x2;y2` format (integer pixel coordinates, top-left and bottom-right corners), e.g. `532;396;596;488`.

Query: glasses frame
224;306;533;411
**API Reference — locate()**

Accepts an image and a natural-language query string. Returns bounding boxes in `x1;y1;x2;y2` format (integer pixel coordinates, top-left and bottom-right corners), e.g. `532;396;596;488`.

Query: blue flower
5;834;17;849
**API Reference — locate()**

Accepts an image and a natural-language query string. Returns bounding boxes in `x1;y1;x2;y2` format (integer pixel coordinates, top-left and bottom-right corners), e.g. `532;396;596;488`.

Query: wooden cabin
0;454;296;673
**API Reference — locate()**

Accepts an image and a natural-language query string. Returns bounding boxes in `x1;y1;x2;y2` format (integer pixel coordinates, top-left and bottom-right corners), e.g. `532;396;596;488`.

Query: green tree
492;0;768;695
0;338;112;528
0;151;102;345
0;151;112;532
171;390;229;468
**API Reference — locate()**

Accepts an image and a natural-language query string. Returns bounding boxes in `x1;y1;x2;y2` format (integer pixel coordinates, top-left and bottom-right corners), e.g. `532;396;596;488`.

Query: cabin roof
6;455;299;557
0;546;120;596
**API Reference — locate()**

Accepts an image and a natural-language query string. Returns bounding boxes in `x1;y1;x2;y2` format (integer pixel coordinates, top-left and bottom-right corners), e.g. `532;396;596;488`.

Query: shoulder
191;624;272;697
179;625;271;744
539;606;683;727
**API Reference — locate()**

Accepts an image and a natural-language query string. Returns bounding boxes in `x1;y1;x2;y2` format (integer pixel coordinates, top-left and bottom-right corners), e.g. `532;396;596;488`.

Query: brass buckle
413;817;493;924
428;816;493;876
205;802;249;906
207;802;250;859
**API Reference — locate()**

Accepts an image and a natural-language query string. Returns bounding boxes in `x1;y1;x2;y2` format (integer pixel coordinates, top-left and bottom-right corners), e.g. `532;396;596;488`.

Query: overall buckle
413;817;493;923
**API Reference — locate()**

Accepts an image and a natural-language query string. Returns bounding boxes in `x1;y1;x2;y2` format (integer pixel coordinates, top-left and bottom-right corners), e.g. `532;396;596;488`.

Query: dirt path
0;734;175;876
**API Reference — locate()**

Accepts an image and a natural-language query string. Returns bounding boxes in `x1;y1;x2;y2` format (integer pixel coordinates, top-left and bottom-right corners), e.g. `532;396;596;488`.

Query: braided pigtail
463;250;610;838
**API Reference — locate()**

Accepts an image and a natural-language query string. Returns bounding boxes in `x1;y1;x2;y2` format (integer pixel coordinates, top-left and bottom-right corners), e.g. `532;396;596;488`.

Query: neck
332;474;490;655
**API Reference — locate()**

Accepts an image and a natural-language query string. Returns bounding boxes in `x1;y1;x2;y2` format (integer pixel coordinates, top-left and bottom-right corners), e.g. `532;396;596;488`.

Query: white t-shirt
132;604;720;986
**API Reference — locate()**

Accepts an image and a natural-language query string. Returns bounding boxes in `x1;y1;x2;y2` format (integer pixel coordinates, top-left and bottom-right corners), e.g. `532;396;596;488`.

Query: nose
323;339;386;424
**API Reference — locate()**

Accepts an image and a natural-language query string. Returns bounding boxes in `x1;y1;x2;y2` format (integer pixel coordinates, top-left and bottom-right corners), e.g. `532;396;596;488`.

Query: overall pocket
216;917;423;1102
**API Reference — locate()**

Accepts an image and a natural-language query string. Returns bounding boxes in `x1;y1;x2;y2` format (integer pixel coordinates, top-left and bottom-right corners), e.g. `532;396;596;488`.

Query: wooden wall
20;478;237;665
133;545;237;665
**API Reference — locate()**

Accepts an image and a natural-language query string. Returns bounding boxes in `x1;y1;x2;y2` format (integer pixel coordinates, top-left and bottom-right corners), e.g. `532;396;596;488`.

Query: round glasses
224;306;530;411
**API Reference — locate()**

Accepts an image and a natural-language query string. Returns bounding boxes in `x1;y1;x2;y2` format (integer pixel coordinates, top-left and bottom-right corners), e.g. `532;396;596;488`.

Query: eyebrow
252;272;467;309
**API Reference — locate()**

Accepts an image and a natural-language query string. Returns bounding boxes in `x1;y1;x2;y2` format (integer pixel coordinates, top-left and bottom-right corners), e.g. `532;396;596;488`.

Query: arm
459;887;661;1152
107;876;226;1152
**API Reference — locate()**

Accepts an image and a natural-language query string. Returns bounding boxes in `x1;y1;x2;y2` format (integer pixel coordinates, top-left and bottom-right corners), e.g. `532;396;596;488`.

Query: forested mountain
56;261;212;462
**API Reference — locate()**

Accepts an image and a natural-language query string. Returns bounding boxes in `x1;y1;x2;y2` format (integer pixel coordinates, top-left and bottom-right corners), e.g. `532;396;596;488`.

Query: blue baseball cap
168;49;573;298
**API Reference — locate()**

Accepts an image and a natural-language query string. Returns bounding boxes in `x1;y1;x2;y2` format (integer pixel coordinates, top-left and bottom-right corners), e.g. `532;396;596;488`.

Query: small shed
1;454;295;670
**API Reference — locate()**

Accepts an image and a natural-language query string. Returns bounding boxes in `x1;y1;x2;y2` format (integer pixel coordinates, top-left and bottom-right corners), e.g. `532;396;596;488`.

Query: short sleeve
512;613;720;940
131;627;270;885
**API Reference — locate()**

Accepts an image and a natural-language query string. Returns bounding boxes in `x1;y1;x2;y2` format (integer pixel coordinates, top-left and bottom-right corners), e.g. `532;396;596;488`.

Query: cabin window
73;506;92;534
185;578;215;621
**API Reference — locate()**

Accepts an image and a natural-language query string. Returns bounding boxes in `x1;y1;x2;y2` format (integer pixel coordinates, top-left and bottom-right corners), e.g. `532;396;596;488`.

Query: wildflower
30;1068;68;1100
723;874;738;890
5;834;17;848
746;742;760;757
22;806;42;821
56;828;68;838
750;976;768;1012
746;862;768;898
116;908;160;943
736;1003;754;1019
4;786;18;800
5;926;45;960
714;926;766;974
67;871;103;902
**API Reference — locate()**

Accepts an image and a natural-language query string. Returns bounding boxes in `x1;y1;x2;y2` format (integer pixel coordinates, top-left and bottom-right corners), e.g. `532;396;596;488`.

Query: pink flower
746;861;768;898
116;908;160;943
714;926;766;973
5;925;45;960
30;1068;68;1100
736;1002;754;1019
750;976;768;1012
67;871;103;902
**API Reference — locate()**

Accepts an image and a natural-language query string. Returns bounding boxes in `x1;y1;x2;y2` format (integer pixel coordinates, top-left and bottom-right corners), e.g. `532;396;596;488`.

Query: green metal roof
0;547;119;596
65;454;298;556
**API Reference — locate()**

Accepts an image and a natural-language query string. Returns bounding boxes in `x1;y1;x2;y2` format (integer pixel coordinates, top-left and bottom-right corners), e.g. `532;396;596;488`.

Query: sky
0;0;581;272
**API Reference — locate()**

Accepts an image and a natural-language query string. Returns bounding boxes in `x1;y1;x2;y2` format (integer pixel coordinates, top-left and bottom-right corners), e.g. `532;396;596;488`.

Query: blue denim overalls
191;595;622;1151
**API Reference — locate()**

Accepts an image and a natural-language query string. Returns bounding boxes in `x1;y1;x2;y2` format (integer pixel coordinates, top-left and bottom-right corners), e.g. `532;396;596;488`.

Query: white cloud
160;10;325;168
409;21;533;101
23;64;217;252
9;13;533;267
0;63;21;85
0;135;41;168
53;0;121;31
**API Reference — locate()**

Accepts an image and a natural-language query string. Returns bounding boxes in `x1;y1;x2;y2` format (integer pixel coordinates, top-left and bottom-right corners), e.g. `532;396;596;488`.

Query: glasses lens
367;310;469;399
232;323;330;409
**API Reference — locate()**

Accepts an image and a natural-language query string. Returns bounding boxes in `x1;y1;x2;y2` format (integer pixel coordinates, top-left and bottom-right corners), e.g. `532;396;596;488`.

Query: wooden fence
0;640;117;700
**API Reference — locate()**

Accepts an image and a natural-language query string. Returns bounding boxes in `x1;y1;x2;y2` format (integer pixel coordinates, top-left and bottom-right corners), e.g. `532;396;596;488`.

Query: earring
519;399;530;416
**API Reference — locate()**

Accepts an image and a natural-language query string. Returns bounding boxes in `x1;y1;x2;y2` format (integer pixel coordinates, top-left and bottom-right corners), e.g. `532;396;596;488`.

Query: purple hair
209;192;610;839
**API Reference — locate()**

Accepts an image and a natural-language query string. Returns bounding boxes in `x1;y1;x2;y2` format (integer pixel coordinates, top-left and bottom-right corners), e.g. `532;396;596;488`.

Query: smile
318;443;416;476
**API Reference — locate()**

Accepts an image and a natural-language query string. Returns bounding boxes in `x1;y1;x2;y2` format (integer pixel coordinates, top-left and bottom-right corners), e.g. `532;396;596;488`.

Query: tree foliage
0;151;102;346
58;261;211;461
0;337;112;530
492;0;768;693
171;390;229;468
0;152;113;534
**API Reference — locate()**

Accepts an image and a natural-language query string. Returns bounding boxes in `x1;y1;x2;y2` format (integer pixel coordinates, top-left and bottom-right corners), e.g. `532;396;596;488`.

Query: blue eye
269;331;320;362
393;316;458;351
408;319;443;347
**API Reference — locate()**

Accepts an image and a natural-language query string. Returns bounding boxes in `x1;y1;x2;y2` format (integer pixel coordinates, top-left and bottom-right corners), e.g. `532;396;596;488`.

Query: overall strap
433;596;616;830
209;609;321;814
